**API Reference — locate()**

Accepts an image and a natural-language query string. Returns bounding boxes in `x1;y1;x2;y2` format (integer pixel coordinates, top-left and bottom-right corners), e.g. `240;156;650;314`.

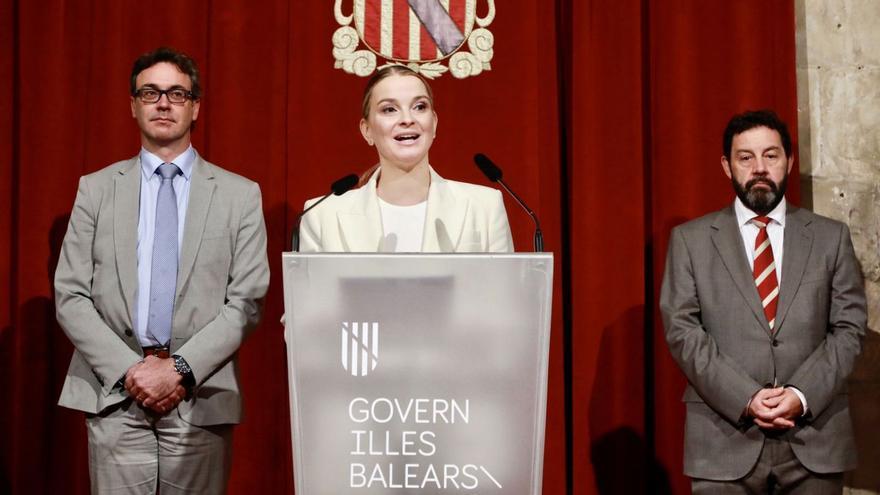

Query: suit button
772;339;779;347
124;329;133;337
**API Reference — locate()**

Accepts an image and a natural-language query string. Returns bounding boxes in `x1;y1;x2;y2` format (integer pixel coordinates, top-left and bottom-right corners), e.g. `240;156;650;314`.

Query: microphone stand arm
497;178;544;252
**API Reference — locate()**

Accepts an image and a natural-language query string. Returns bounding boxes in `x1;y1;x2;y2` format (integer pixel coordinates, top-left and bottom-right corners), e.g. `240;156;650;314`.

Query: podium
282;253;553;494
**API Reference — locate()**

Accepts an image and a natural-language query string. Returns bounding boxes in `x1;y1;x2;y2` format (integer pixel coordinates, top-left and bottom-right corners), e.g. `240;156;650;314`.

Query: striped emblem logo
356;0;473;62
341;322;380;377
334;0;496;79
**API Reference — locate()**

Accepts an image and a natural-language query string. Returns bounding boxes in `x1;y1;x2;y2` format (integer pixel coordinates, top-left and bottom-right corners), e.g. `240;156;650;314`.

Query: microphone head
473;153;503;182
331;174;359;196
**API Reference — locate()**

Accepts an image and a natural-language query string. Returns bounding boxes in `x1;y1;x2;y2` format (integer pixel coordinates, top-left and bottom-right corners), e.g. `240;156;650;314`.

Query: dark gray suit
660;203;865;480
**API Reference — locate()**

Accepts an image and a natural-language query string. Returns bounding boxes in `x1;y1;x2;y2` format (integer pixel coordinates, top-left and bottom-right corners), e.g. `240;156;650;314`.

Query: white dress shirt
378;198;427;252
733;198;808;414
733;197;785;284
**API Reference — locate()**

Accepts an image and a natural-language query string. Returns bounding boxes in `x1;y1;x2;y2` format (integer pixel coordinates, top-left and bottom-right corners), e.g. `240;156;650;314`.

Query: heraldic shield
333;0;496;79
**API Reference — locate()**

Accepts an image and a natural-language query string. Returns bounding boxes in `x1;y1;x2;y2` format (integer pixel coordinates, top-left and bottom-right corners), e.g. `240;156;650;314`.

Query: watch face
173;355;195;389
174;356;191;374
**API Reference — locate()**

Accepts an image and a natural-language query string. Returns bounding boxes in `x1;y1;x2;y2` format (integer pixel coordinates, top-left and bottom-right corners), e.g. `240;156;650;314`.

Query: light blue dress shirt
135;146;194;346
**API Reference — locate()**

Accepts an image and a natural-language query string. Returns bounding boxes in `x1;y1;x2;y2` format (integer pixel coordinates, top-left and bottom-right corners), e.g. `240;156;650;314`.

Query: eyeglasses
133;87;195;104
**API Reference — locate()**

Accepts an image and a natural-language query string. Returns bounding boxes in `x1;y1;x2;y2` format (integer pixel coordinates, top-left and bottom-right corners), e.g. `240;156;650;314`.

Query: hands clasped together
125;355;186;415
747;387;804;430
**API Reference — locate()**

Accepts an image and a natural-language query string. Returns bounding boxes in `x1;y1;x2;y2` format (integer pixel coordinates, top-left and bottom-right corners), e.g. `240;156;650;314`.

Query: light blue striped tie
146;163;180;346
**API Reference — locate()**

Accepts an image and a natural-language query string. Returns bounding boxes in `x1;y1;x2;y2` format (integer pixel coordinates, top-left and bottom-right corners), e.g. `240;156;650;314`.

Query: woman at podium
298;65;513;253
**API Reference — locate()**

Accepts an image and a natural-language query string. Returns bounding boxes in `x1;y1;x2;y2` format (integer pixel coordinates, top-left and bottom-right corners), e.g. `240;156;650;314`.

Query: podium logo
342;322;379;377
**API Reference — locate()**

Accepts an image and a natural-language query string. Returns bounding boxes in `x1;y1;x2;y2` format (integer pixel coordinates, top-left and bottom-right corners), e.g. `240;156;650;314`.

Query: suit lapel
773;206;812;334
337;173;382;252
710;207;769;333
113;157;141;326
177;156;216;291
422;167;467;252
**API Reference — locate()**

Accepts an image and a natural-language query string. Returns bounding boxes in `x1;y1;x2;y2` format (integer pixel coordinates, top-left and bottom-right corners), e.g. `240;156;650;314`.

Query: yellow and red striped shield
334;0;495;79
356;0;474;63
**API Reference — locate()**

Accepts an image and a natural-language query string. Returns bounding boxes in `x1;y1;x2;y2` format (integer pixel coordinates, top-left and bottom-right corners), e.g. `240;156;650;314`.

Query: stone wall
795;0;879;492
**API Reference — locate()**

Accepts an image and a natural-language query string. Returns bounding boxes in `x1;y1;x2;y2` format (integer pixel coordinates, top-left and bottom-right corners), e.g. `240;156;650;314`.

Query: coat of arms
333;0;496;79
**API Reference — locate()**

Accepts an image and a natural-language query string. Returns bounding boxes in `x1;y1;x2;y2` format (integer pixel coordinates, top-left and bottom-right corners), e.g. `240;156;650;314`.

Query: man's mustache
746;178;777;191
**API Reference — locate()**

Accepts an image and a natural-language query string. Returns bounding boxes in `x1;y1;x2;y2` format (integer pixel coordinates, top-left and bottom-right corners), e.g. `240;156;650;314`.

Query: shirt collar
139;146;195;181
734;196;787;228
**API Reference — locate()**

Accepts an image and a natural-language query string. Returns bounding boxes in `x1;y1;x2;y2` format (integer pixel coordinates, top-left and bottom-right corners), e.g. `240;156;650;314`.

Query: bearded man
660;110;865;494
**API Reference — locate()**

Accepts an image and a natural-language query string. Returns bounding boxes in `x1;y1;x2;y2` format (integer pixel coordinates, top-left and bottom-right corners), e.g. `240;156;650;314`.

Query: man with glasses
55;47;269;493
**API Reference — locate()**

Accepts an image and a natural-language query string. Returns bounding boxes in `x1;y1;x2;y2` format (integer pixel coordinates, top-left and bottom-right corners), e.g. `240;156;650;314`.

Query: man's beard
732;174;787;215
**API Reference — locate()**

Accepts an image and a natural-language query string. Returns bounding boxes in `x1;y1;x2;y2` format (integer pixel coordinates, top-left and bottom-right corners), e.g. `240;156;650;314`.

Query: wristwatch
172;354;196;389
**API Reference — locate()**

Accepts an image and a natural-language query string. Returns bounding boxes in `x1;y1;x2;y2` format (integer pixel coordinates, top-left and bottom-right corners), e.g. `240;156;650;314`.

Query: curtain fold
1;0;15;492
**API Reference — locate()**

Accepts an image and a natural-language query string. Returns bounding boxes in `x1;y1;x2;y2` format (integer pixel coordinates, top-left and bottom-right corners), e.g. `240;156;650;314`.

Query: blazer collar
113;157;141;326
337;170;383;252
113;152;216;326
774;205;813;335
711;202;814;337
422;167;468;252
336;165;469;252
711;205;770;334
176;152;216;292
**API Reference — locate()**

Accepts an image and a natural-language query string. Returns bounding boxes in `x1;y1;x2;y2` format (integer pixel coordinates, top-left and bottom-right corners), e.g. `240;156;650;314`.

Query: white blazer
300;166;513;252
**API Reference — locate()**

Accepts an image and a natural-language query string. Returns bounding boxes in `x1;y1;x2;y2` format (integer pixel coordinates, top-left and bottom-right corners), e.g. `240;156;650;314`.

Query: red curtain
0;1;796;493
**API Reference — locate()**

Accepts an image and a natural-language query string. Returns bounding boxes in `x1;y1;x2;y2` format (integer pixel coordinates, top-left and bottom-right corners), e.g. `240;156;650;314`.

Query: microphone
474;153;544;252
291;174;359;252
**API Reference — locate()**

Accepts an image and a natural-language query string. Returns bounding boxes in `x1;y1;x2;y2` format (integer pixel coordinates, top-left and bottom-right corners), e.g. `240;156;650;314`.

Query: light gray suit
55;153;269;425
660;203;865;481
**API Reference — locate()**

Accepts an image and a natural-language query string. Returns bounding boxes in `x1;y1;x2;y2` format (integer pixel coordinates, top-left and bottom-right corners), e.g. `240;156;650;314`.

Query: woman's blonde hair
361;65;435;119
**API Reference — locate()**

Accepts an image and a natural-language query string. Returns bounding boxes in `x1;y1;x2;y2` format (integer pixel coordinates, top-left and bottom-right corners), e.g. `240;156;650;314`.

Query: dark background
0;1;799;493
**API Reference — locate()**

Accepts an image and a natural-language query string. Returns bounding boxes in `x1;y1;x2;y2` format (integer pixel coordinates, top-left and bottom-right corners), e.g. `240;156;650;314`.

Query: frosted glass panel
283;253;553;495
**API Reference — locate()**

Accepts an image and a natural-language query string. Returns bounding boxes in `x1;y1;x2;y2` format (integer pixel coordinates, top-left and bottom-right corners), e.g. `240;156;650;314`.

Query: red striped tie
752;216;779;331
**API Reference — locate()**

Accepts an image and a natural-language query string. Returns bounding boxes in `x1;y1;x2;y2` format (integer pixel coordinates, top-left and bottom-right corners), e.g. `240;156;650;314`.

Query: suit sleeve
787;222;865;419
488;189;514;253
54;176;142;394
174;182;270;384
660;226;763;424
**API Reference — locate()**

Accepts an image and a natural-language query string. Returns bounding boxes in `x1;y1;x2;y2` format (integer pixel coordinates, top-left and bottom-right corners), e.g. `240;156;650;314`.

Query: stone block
801;0;880;68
